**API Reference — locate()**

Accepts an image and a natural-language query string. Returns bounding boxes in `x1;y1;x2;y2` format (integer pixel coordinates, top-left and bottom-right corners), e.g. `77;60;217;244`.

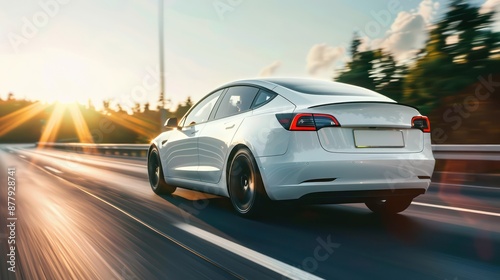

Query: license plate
353;130;404;148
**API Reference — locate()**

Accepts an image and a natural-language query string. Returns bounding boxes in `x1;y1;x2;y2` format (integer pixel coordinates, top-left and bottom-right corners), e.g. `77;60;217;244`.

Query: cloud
381;12;427;60
480;0;500;12
304;0;441;73
379;0;439;61
418;0;440;23
306;44;345;75
259;61;281;77
480;0;500;31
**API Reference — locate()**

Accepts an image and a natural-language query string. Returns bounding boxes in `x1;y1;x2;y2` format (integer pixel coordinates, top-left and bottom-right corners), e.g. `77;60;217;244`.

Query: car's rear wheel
148;147;176;195
228;148;268;218
365;197;413;215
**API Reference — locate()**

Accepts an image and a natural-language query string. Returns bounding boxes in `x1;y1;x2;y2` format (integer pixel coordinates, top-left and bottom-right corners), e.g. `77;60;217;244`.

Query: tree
372;49;407;102
102;99;111;112
158;91;166;110
350;32;362;57
335;33;382;91
335;49;377;91
403;30;456;113
441;0;496;69
133;102;141;113
172;96;193;119
403;1;500;113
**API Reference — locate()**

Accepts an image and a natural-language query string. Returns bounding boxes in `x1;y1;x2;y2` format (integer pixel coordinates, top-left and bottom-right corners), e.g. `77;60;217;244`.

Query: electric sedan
148;78;435;217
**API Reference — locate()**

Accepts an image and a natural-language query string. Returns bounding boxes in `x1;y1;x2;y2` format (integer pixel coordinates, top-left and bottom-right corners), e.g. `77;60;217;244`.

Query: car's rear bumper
256;140;435;201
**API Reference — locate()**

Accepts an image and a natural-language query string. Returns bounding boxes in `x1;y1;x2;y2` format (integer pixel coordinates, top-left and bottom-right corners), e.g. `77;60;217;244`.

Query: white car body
149;78;435;216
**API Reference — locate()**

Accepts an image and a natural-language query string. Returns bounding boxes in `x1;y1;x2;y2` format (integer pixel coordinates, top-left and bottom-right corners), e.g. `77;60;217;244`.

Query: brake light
411;116;431;133
290;114;316;131
276;113;340;131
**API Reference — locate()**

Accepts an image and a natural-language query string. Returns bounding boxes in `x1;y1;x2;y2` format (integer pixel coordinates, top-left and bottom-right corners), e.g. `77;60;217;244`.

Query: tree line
0;94;194;144
336;0;500;144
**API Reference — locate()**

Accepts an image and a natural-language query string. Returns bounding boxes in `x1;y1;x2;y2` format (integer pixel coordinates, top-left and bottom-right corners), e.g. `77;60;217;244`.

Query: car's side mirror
164;118;178;129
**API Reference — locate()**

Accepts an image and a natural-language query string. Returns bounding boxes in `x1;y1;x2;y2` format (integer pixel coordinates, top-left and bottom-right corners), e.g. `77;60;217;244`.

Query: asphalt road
1;144;499;280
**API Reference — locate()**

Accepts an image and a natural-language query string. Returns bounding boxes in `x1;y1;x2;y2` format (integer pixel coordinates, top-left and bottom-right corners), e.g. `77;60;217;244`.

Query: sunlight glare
68;103;94;144
106;113;157;139
38;103;67;147
0;102;50;137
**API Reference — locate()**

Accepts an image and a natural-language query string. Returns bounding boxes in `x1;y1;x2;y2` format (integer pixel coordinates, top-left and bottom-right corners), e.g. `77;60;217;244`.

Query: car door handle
225;124;235;129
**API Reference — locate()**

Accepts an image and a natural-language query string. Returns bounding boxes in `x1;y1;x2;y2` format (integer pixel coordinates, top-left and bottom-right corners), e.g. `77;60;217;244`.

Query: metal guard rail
37;142;150;158
36;142;500;161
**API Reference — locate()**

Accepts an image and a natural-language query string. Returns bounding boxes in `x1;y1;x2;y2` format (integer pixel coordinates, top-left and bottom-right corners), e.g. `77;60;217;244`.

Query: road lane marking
44;166;62;174
18;154;26;158
31;175;243;279
80;186;321;279
30;158;320;279
176;223;323;280
430;182;499;191
412;202;500;217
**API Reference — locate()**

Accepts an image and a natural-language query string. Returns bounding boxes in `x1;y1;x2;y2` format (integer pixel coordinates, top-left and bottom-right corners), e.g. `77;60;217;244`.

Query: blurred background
0;0;499;144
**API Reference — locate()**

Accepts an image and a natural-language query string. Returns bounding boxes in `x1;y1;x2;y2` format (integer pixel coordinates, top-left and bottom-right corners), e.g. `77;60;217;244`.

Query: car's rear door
197;86;260;183
162;89;223;180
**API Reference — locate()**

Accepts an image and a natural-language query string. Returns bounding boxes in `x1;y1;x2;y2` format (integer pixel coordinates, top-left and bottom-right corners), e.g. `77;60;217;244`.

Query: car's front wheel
228;148;268;218
365;197;413;215
148;147;176;195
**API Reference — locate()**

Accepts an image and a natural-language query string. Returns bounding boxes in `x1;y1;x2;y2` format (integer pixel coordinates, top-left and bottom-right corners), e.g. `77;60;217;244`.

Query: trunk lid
302;102;424;153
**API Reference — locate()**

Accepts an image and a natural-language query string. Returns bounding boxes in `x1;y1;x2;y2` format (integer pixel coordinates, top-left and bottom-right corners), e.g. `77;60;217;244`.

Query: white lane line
34;162;313;279
412;202;500;218
29;170;239;279
176;223;323;280
44;166;62;174
431;182;499;191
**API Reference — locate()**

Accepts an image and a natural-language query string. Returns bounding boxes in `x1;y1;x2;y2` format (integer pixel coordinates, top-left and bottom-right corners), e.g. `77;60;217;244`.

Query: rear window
268;79;382;97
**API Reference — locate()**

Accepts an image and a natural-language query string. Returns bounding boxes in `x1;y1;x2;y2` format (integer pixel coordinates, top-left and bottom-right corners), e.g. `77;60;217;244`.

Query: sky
0;0;498;112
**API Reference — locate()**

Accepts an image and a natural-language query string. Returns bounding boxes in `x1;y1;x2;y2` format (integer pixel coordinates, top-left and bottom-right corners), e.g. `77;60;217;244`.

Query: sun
40;50;91;104
43;96;78;105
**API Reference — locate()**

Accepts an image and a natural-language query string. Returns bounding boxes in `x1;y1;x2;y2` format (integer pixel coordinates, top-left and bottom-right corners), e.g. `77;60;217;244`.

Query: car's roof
220;77;395;107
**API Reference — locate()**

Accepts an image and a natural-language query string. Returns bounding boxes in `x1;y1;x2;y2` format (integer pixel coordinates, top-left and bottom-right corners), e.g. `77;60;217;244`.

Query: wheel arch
225;144;249;186
147;143;156;155
225;143;270;198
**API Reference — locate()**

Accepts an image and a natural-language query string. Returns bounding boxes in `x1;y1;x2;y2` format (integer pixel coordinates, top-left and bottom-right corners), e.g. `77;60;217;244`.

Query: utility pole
158;0;167;131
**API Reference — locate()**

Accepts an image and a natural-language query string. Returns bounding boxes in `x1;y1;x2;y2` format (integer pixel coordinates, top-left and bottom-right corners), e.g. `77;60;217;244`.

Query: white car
148;78;435;217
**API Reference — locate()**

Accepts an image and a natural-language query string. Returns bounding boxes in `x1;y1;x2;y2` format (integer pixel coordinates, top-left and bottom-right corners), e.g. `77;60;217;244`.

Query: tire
148;147;176;195
228;148;268;218
365;197;413;215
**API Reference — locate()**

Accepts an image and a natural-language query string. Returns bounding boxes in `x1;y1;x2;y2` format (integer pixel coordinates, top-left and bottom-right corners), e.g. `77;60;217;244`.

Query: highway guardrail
35;142;500;160
35;142;500;174
36;142;150;158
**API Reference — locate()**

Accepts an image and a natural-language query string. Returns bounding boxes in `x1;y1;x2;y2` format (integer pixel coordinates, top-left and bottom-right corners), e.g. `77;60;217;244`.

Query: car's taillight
411;116;431;133
290;114;316;131
276;113;340;131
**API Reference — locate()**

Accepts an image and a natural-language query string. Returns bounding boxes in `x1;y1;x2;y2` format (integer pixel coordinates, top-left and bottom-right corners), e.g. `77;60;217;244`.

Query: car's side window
183;89;223;126
214;86;259;119
252;89;276;108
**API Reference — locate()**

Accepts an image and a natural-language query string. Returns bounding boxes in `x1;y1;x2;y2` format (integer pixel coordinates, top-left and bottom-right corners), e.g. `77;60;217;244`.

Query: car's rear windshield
268;79;382;97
